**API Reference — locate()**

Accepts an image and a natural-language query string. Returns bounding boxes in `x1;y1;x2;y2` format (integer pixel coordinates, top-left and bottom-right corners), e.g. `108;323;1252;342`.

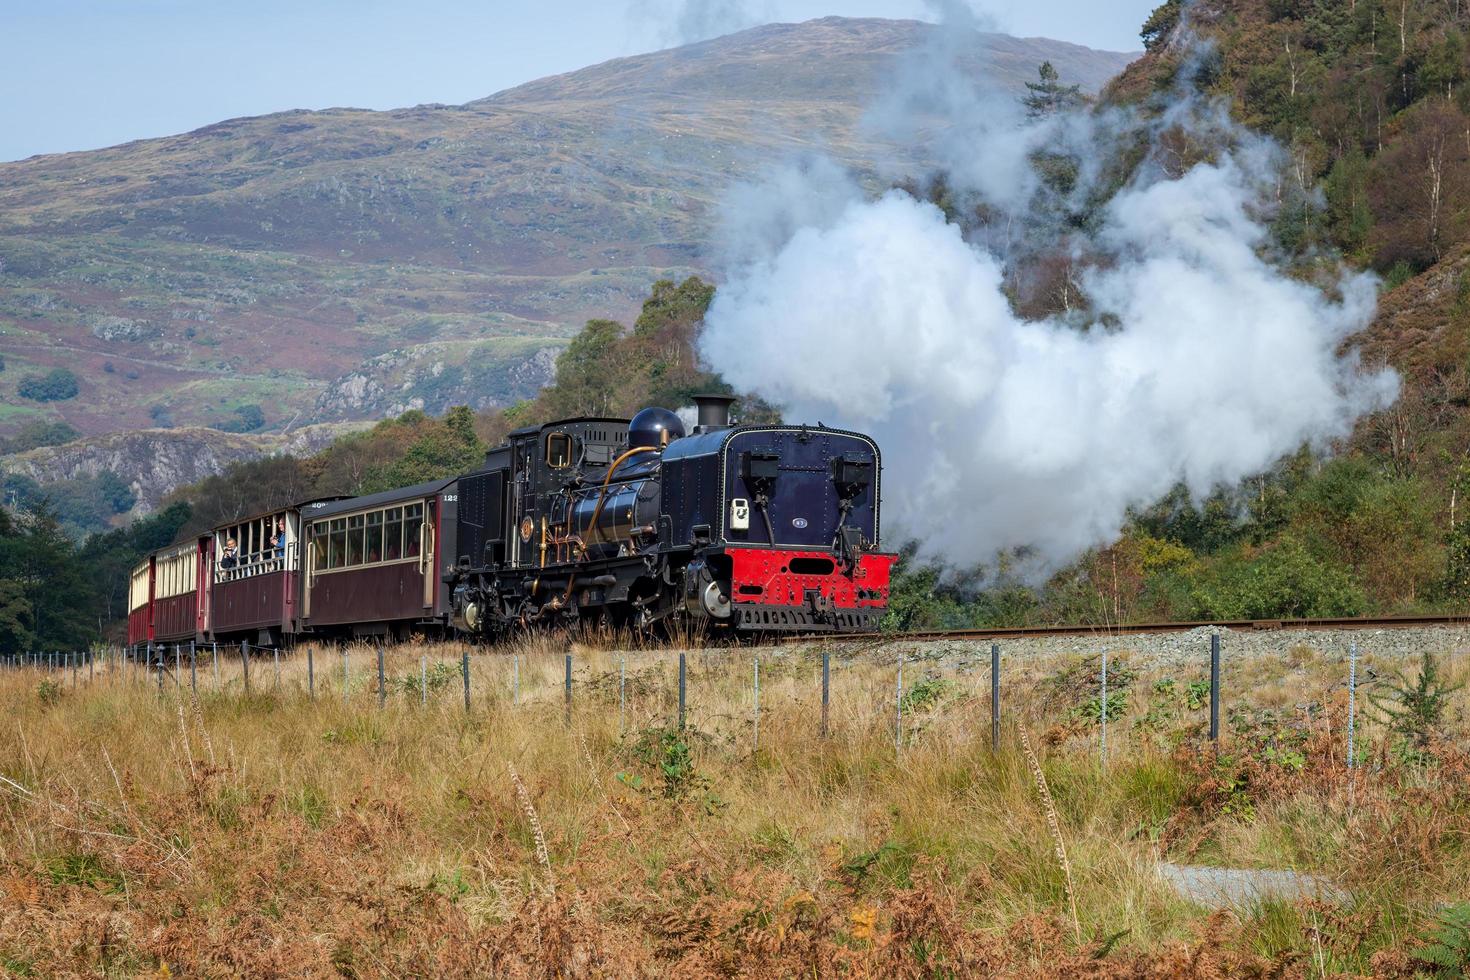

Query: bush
1190;539;1365;620
16;368;78;402
0;419;78;454
217;403;265;433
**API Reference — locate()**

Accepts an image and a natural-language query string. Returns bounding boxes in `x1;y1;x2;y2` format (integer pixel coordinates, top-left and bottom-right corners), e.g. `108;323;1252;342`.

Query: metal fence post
241;641;250;693
377;645;386;709
754;657;761;752
308;645;315;699
619;655;625;734
461;648;470;712
897;651;907;751
564;653;573;727
421;656;428;707
212;642;219;689
821;649;830;739
273;647;280;690
1209;633;1221;747
678;651;686;731
513;654;519;705
174;644;180;683
991;643;1001;749
190;642;197;693
1347;640;1357;770
1100;648;1108;765
342;649;349;704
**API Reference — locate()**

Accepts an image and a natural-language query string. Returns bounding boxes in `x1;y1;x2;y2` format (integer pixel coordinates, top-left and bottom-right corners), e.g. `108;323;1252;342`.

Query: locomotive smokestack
693;394;735;431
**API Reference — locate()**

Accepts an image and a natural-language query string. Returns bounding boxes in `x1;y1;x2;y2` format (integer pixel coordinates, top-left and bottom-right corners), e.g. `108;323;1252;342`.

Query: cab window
546;432;573;469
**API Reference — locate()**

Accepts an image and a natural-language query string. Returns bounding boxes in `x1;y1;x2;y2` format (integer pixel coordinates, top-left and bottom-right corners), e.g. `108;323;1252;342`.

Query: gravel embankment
797;624;1470;674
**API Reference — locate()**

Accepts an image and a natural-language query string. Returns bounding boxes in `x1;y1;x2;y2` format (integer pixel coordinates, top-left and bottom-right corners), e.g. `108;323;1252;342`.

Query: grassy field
1;635;1468;976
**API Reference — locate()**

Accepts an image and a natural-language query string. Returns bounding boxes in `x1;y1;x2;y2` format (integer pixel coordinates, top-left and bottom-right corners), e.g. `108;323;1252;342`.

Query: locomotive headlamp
831;453;872;494
743;449;780;490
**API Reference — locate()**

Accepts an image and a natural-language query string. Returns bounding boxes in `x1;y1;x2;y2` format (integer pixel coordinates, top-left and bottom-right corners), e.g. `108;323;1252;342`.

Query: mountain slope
0;18;1133;442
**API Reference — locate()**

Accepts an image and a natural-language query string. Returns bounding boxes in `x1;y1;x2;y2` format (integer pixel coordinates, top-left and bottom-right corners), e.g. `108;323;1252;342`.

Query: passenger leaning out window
221;538;239;569
273;519;286;560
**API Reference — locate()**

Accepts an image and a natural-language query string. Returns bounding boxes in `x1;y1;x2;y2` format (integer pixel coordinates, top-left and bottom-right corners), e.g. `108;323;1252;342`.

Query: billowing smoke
700;13;1398;574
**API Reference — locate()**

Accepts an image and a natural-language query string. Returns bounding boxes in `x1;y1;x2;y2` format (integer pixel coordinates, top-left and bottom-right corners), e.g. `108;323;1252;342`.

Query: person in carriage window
220;538;239;569
273;519;286;561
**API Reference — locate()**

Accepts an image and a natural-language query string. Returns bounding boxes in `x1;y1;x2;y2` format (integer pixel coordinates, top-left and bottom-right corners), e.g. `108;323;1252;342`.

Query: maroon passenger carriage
129;501;334;654
150;540;206;649
300;478;458;640
206;504;324;647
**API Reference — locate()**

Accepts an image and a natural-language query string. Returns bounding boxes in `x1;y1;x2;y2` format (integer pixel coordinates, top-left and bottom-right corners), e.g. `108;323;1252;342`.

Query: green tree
1023;61;1084;118
1140;0;1182;50
1324;148;1373;253
0;419;80;454
544;319;626;418
362;406;485;493
17;368;79;402
0;501;93;650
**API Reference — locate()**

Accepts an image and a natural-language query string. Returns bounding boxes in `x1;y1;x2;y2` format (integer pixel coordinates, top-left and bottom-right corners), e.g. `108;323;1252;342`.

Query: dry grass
0;634;1467;976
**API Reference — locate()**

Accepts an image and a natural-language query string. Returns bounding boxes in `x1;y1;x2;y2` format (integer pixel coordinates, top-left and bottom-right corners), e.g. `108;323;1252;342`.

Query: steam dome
629;407;685;448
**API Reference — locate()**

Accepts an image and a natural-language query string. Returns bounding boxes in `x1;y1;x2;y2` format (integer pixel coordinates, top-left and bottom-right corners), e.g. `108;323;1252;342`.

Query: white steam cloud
700;17;1398;574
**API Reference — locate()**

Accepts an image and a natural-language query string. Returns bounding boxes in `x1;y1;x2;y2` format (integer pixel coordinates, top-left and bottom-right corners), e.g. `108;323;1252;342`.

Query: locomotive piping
577;445;658;560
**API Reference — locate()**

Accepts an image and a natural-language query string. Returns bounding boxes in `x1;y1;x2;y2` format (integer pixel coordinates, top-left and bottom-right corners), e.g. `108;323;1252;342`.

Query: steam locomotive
127;397;896;651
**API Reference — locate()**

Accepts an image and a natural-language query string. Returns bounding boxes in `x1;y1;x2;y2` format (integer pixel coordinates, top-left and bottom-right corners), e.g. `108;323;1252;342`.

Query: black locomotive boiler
448;395;897;637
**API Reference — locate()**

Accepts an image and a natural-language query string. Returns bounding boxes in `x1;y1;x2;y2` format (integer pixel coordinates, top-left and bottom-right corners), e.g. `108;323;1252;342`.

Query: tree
0;419;79;454
1023;61;1084;118
543;319;627;419
217;404;266;433
0;501;93;650
360;406;485;493
17;368;79;402
1140;0;1182;50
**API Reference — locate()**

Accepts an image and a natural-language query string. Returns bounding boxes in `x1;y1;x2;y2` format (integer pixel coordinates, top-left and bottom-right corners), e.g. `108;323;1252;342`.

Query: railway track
780;613;1470;646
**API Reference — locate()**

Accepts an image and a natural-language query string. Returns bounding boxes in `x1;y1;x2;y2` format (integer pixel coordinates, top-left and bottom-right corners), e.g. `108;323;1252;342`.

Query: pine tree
1023;61;1083;118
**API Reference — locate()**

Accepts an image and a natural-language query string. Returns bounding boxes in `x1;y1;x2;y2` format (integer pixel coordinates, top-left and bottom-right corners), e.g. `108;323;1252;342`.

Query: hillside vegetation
0;19;1131;442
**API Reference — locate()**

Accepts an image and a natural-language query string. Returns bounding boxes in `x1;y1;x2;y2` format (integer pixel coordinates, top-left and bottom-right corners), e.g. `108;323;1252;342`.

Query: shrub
0;420;78;454
1369;651;1463;760
16;368;78;402
1190;539;1365;620
217;403;265;433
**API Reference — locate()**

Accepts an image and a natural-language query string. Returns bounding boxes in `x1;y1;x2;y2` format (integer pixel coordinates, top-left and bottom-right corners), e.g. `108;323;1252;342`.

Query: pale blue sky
0;1;1151;162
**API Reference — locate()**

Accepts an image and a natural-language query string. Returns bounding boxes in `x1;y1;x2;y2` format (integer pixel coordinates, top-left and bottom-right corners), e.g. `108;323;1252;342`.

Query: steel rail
777;613;1470;646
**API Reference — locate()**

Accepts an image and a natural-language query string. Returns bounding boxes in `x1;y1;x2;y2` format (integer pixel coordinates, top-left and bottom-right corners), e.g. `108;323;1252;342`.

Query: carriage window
366;510;384;563
546;432;572;469
384;507;403;561
329;518;346;569
312;531;327;572
404;503;423;558
347;514;365;566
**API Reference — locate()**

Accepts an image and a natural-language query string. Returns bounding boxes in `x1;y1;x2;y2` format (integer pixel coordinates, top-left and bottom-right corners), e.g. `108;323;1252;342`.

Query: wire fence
21;631;1447;783
1;631;1398;768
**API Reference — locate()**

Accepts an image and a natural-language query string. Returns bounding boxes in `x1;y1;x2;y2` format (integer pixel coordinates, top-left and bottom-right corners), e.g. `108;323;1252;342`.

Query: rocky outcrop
314;341;561;420
0;422;367;514
89;315;159;343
